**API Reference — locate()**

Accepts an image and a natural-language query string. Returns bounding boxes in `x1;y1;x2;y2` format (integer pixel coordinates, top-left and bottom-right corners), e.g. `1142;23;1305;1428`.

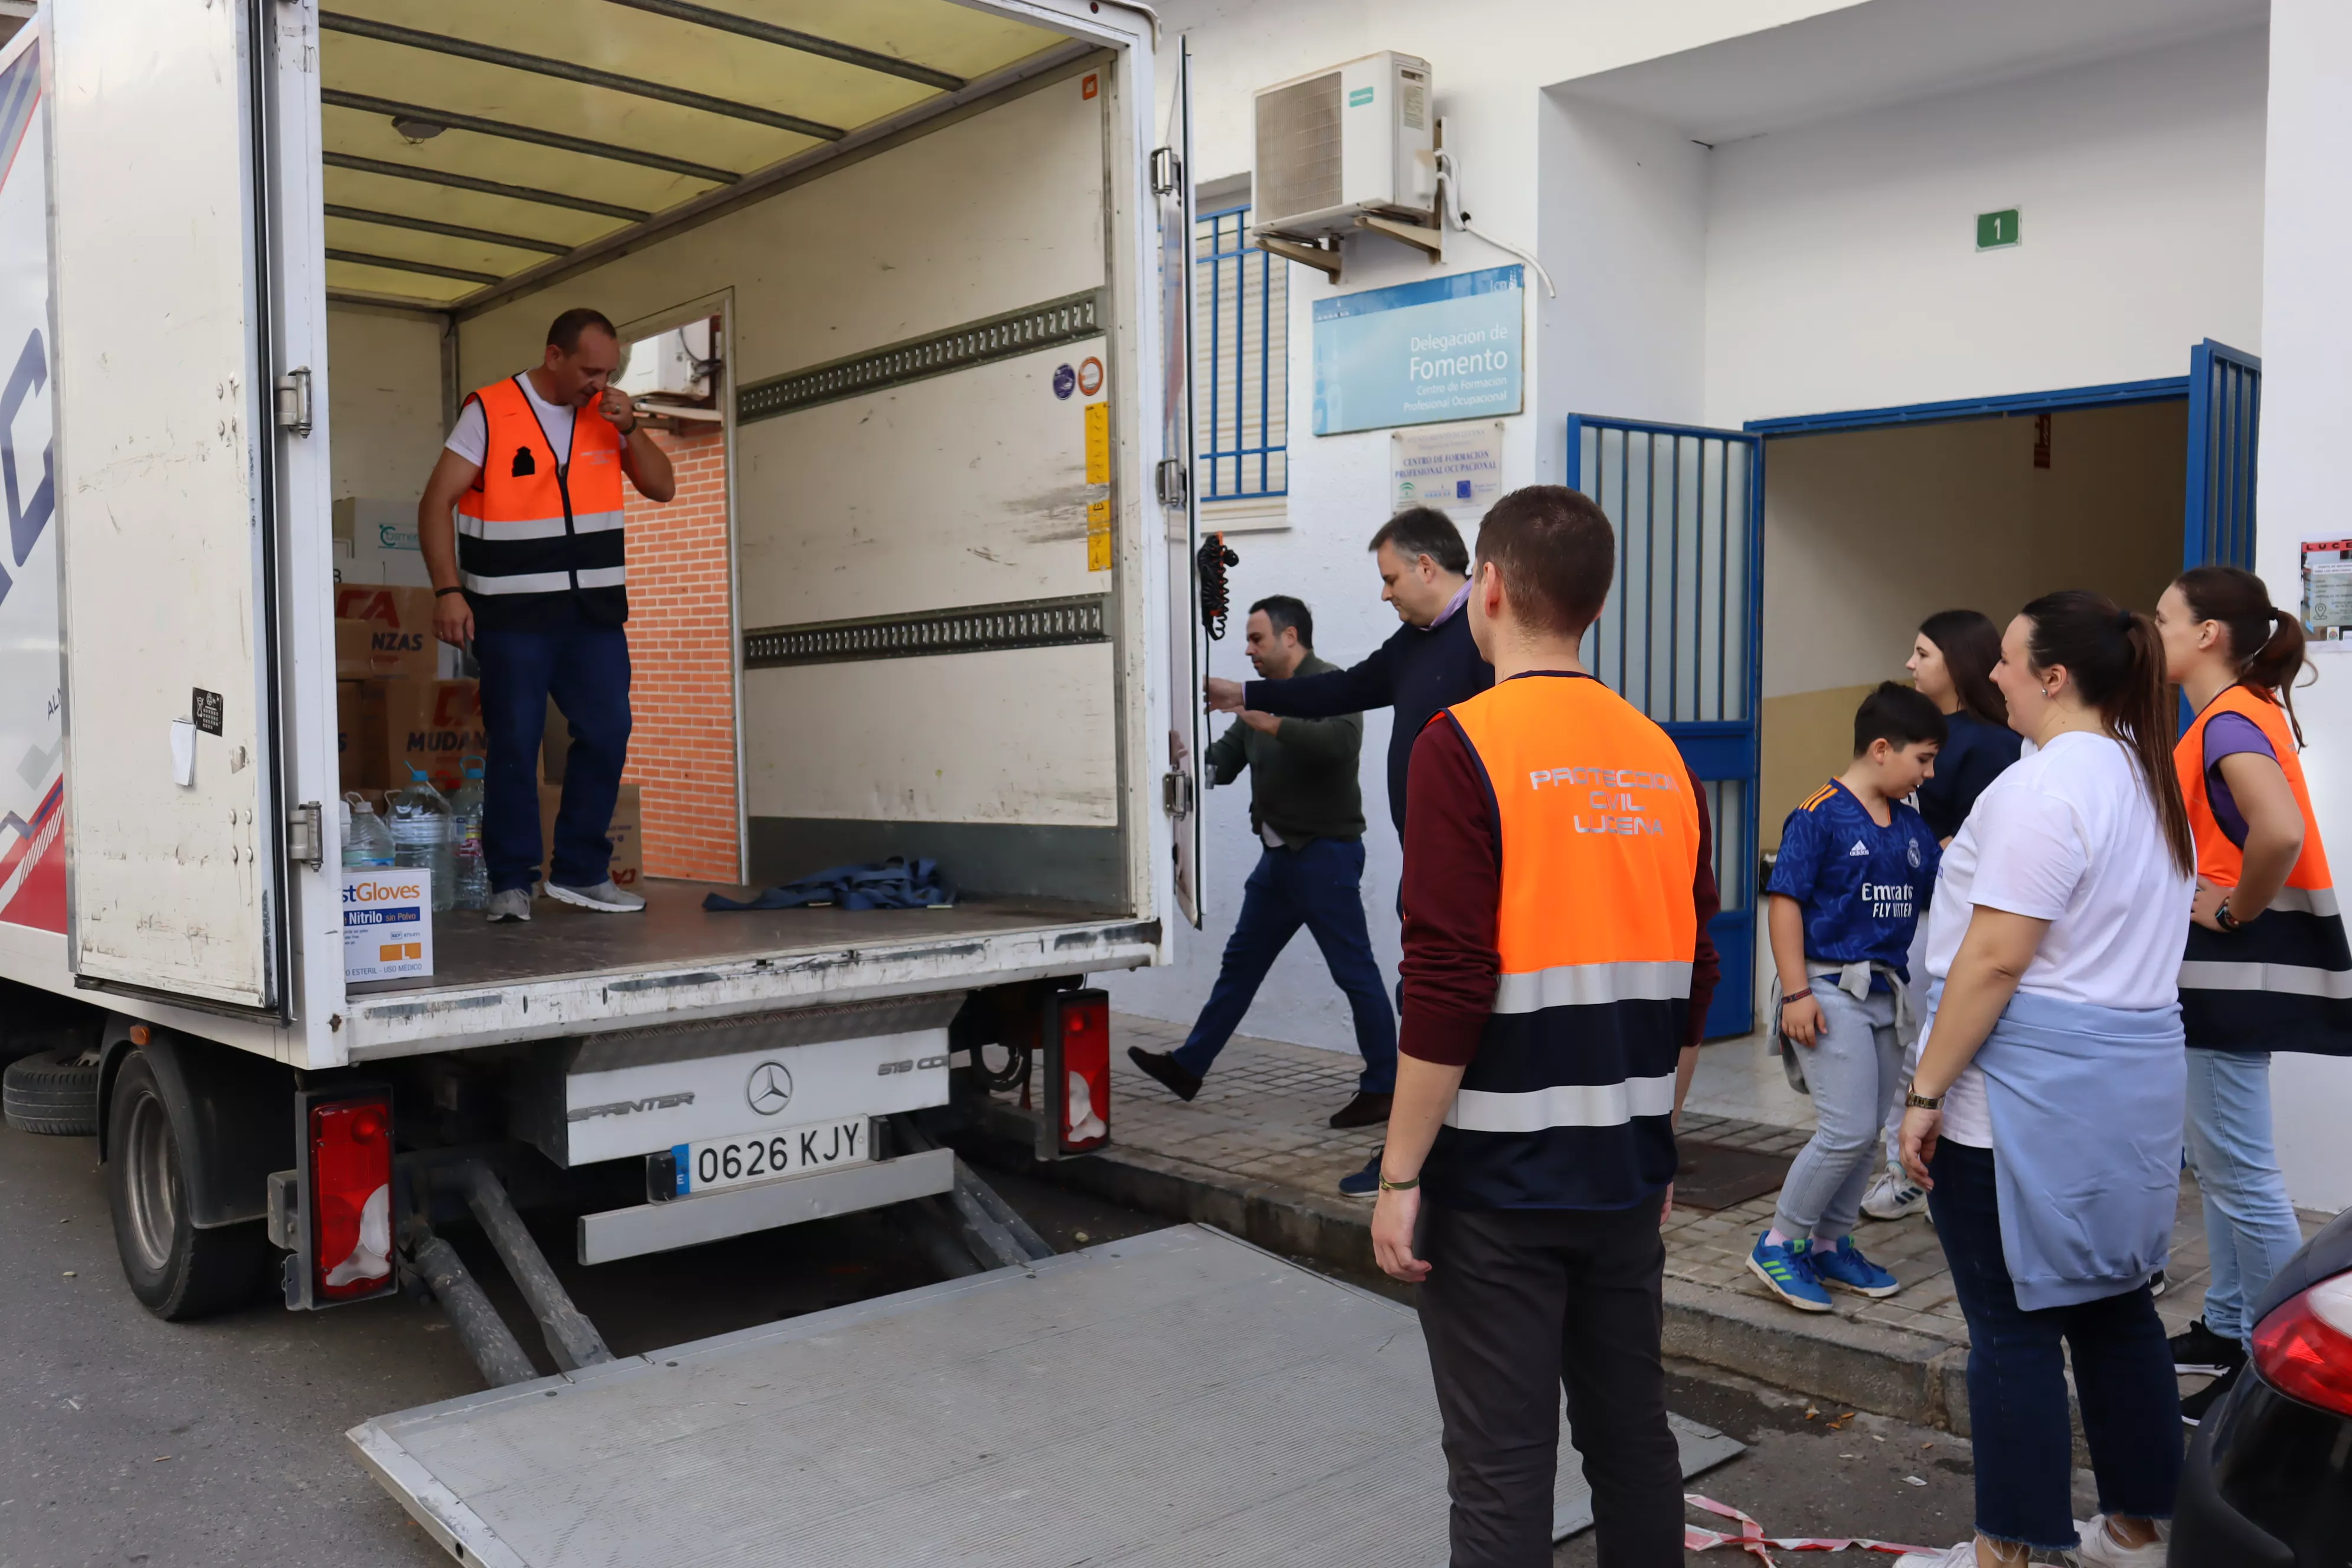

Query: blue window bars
1194;205;1288;504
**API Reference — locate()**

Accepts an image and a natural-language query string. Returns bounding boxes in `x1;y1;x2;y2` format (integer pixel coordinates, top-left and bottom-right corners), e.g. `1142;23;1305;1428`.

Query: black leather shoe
1128;1047;1201;1103
1329;1091;1393;1129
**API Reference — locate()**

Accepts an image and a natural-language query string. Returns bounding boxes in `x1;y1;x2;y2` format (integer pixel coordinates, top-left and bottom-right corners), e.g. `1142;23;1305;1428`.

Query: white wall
1704;26;2269;424
325;305;446;504
2253;0;2352;1213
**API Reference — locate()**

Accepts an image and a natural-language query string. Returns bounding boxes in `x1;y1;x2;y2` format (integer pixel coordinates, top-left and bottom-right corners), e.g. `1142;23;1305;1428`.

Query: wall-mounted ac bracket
1253;232;1342;280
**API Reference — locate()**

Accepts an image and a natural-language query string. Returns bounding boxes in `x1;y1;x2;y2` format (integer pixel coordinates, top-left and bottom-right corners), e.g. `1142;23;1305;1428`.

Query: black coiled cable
1198;533;1240;640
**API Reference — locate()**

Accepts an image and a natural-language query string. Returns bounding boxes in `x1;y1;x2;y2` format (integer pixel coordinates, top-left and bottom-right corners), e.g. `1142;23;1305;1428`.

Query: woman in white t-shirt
1893;593;2196;1568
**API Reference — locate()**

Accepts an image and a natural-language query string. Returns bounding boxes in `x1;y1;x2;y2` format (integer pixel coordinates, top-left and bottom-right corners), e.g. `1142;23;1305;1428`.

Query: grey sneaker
485;887;533;923
1860;1164;1929;1221
545;878;646;913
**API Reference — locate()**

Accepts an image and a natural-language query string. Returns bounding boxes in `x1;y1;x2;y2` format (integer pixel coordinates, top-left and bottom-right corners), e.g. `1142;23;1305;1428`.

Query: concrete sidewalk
994;1015;2327;1436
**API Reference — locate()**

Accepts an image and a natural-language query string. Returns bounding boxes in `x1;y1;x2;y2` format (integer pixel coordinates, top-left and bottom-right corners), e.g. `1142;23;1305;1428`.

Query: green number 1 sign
1977;208;2021;250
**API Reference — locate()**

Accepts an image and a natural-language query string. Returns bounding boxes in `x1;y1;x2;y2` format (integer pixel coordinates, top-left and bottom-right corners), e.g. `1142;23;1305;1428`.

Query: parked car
2171;1206;2352;1566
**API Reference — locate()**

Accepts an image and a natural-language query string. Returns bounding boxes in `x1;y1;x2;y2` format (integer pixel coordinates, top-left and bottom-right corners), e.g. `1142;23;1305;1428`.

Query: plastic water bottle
450;754;489;911
341;792;394;869
387;766;456;913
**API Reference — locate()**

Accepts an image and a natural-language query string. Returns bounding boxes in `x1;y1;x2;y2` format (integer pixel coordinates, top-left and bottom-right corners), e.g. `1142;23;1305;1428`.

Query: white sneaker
485;887;533;923
1861;1164;1929;1221
544;878;646;913
1893;1543;1977;1568
2073;1515;2166;1567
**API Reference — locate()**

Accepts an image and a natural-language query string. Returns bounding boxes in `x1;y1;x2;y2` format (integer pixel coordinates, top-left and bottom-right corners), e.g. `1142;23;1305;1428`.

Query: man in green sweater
1130;596;1397;1129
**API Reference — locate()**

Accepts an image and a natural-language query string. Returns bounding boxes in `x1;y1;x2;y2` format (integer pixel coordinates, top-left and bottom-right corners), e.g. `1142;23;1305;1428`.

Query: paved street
5;1106;2053;1568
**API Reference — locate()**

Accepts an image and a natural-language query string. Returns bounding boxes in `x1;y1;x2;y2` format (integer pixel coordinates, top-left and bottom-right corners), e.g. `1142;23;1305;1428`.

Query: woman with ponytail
2155;566;2345;1424
1896;593;2194;1568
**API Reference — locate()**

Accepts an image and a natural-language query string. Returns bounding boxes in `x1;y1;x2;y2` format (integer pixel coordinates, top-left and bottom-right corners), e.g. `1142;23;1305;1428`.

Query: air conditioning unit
1252;51;1435;242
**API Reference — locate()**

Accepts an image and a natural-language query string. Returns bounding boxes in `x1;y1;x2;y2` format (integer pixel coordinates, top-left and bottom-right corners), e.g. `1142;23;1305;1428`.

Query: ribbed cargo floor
349;1225;1740;1567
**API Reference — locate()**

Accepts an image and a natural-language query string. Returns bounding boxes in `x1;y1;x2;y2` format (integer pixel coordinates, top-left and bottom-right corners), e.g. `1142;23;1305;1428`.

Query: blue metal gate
1567;416;1765;1038
2184;338;2260;571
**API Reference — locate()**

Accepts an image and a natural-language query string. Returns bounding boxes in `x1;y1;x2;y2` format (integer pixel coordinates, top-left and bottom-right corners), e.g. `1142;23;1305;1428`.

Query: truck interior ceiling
1756;398;2188;853
318;0;1135;995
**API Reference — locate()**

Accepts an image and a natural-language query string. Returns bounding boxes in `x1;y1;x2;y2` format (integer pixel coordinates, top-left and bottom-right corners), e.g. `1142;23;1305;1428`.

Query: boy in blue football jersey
1749;682;1946;1312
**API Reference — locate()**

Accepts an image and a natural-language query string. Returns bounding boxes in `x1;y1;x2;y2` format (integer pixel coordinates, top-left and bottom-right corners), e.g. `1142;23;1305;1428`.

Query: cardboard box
337;680;388;793
538;782;643;888
380;678;488;795
334;583;439;680
342;866;433;982
332;497;435;588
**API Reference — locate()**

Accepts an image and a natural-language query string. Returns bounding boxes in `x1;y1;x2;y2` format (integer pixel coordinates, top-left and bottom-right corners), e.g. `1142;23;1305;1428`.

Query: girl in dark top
1862;610;2027;1225
1907;609;2025;844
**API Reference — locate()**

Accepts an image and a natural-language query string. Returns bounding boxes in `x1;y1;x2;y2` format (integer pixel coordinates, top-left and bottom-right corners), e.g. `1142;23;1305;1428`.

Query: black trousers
1417;1195;1682;1568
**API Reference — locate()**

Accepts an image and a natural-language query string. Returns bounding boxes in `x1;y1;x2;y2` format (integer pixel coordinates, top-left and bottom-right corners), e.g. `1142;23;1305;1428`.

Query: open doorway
1757;396;2188;855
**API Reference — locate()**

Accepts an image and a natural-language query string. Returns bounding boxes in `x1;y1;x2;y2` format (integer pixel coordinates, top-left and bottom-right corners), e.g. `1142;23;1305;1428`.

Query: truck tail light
310;1092;395;1304
1042;988;1110;1157
2253;1272;2352;1416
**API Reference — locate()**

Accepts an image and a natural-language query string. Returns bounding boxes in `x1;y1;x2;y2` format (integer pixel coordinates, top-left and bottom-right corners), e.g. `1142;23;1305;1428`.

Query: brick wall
623;422;740;881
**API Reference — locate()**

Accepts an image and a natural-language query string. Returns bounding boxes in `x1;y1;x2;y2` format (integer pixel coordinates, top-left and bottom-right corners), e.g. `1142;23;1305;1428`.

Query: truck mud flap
349;1225;1741;1567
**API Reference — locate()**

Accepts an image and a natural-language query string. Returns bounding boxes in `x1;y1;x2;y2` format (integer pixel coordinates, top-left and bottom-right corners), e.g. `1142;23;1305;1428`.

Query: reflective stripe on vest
454;377;629;600
2175;685;2352;1054
1423;672;1702;1208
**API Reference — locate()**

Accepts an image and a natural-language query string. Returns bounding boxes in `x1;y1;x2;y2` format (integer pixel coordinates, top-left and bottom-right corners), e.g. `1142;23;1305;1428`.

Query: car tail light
309;1092;395;1304
1041;988;1110;1157
2252;1272;2352;1415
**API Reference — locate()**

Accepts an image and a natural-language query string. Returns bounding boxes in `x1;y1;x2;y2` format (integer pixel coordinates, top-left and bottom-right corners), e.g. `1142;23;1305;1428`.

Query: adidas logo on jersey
1848;841;1868;856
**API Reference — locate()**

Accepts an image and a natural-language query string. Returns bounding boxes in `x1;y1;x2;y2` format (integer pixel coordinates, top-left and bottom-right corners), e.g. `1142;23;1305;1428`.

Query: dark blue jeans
1174;837;1397;1093
1928;1139;2178;1553
473;605;632;893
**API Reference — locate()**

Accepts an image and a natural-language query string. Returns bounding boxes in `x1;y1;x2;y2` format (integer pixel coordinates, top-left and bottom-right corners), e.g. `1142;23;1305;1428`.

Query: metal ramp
349;1226;1741;1567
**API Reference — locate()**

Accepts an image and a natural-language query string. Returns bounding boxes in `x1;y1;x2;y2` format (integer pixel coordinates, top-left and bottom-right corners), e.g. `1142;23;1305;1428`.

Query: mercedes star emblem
746;1061;793;1116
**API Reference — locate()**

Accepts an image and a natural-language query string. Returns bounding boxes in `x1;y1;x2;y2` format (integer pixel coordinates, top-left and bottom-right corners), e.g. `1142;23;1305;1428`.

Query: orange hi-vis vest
455;377;629;626
1426;672;1703;1209
2175;684;2352;1054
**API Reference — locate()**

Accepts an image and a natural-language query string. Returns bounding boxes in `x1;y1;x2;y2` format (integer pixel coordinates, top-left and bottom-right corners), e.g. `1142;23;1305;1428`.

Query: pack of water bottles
339;792;433;982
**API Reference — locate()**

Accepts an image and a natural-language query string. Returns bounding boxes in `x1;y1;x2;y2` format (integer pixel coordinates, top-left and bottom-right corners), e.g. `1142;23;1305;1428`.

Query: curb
962;1104;1982;1433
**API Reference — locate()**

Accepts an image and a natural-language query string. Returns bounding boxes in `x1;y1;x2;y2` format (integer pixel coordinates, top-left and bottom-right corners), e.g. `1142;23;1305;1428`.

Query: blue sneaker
1747;1234;1833;1312
1338;1152;1382;1201
1810;1236;1901;1298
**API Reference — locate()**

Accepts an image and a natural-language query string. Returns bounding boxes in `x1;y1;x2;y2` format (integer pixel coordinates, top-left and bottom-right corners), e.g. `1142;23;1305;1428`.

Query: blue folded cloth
703;857;957;912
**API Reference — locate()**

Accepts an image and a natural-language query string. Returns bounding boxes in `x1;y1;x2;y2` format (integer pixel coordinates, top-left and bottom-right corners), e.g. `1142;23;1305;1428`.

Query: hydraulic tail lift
346;1165;1743;1567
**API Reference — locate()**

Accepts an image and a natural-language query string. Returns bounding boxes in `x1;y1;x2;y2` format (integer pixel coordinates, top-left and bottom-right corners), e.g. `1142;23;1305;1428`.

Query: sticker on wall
1053;363;1076;400
1084;401;1111;485
1392;422;1503;518
2303;537;2352;649
1077;357;1103;397
1082;73;1098;101
1087;498;1113;572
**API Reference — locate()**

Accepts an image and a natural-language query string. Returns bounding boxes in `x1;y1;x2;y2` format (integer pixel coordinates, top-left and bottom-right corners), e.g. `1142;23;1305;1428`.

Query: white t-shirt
445;374;576;469
1922;730;2193;1145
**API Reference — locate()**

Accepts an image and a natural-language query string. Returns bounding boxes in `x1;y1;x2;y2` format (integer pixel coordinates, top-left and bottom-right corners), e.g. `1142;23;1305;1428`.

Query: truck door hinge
1155;458;1188;509
1161;770;1194;818
275;367;313;436
287;801;324;871
1149;146;1181;197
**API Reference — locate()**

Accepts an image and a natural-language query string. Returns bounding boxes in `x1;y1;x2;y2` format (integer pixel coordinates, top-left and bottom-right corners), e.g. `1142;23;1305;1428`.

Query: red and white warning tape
1684;1493;1933;1559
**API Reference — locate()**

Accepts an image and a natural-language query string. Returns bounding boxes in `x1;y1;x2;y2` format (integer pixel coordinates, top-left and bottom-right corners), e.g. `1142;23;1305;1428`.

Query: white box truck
0;0;1220;1328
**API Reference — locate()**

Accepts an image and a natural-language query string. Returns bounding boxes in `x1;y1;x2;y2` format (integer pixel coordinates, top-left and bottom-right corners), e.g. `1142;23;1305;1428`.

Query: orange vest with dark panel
1425;671;1703;1209
2176;684;2352;1054
455;377;629;626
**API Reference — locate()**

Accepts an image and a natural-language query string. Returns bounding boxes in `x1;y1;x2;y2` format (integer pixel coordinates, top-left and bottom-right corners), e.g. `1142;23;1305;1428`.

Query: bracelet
1378;1172;1419;1193
435;586;466;598
1905;1080;1944;1110
1779;988;1812;1007
2215;897;2242;933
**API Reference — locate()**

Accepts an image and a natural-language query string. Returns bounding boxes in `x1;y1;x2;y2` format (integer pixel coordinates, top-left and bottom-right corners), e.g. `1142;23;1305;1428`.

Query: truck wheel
106;1052;269;1320
4;1044;102;1136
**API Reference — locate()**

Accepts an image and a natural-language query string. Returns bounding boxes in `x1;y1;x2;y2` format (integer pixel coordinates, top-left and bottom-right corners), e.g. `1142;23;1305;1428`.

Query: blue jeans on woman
1929;1138;2179;1553
1172;837;1397;1093
2185;1047;2307;1348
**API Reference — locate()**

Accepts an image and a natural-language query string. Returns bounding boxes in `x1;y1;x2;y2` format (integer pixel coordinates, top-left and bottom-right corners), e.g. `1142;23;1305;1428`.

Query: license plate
671;1118;873;1197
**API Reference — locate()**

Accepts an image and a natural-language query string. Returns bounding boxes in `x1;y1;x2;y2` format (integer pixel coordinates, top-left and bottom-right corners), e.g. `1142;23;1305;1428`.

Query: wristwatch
2216;897;2243;933
1904;1080;1943;1110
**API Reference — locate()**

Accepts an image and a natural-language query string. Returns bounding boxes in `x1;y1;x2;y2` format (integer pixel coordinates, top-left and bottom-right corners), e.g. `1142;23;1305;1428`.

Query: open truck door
1158;39;1206;927
51;0;326;1015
